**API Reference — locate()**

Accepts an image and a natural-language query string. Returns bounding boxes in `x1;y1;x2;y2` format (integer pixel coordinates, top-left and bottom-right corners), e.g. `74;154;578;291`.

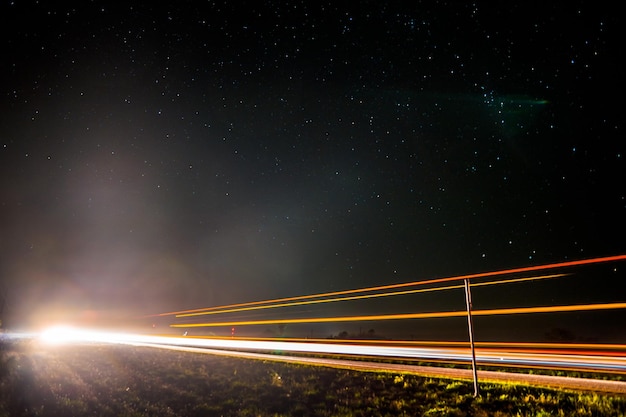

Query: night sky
1;2;624;338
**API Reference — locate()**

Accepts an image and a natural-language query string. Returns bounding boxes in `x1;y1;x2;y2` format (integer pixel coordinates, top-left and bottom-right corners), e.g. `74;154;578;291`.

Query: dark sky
1;1;624;335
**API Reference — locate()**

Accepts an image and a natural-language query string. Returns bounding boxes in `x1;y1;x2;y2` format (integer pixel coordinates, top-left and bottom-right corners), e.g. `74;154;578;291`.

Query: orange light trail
171;302;626;328
175;273;568;318
157;254;626;317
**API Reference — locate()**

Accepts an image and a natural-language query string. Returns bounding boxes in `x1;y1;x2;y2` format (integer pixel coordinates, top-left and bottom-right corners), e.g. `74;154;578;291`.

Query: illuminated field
2;255;626;416
2;339;626;416
3;254;624;417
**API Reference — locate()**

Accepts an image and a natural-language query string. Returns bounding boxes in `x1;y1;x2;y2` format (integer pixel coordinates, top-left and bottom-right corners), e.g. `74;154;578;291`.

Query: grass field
2;338;626;416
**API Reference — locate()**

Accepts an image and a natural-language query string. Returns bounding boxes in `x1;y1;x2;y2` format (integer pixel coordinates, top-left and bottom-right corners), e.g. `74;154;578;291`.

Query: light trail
27;329;626;374
171;302;626;328
183;336;626;353
156;254;626;317
175;273;568;318
161;334;626;362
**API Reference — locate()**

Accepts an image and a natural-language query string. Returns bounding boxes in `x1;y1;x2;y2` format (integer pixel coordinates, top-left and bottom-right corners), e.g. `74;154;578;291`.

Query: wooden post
464;278;479;397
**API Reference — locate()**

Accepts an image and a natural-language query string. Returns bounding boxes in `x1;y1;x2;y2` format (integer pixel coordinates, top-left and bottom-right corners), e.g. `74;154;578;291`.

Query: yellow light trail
157;254;626;317
170;302;626;328
175;273;568;318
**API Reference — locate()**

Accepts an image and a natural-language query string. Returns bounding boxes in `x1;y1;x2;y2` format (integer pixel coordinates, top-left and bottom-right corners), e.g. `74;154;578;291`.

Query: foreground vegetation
1;338;625;416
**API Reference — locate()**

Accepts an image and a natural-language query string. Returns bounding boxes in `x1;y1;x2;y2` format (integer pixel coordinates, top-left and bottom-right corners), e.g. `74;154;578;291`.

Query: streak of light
156;254;626;317
175;273;568;318
171;334;626;360
171;302;626;328
26;329;626;373
183;336;626;353
477;341;626;352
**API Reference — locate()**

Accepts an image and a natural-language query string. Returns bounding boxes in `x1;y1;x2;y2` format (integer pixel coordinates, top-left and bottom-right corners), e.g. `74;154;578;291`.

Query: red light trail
171;302;626;328
157;254;626;318
175;273;567;318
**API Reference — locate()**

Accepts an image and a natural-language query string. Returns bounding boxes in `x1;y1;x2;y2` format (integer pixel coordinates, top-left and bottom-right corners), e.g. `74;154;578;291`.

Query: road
32;329;626;394
120;341;626;395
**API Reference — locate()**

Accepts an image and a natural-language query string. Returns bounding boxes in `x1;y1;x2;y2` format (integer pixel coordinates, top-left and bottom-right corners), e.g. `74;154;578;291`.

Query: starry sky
1;2;624;337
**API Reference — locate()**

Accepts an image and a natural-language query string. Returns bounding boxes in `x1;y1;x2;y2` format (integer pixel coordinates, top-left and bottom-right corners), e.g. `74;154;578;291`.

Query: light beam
157;254;626;317
171;302;626;328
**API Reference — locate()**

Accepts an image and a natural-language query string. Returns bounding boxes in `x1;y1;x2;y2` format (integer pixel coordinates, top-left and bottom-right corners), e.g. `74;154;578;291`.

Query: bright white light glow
38;325;124;345
39;325;88;344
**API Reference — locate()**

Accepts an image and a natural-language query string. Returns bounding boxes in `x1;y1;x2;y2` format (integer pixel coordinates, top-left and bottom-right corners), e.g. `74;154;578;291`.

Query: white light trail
25;328;626;373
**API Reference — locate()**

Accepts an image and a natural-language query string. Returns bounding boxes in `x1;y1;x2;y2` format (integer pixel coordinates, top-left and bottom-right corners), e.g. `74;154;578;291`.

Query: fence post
464;278;479;397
